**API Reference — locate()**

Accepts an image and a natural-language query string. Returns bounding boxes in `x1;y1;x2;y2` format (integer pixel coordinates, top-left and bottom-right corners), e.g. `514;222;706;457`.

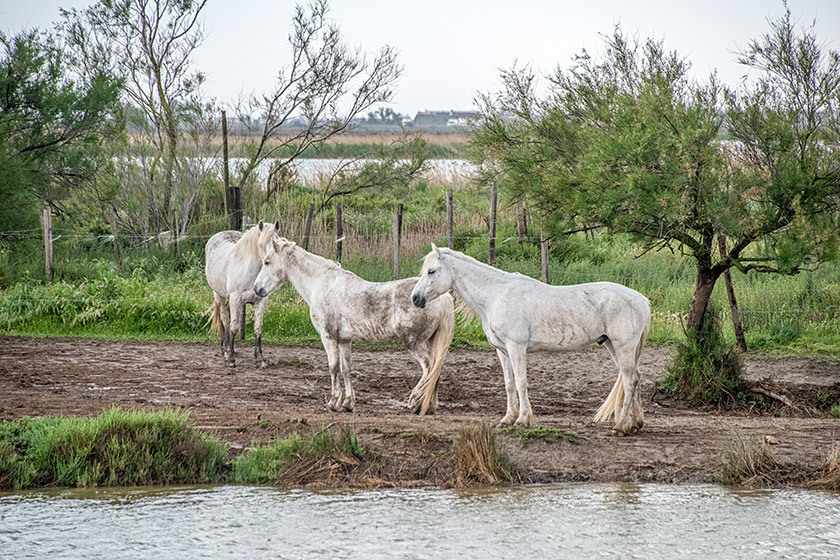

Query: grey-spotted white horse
205;220;279;367
411;244;650;435
254;237;454;415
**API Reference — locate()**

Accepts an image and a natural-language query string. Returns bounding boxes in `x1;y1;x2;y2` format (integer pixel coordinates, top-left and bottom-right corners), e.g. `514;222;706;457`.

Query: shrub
718;433;777;486
0;408;229;489
660;305;744;406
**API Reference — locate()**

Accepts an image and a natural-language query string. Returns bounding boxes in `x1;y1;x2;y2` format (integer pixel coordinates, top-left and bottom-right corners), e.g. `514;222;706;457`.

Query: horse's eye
428;268;436;275
264;261;269;266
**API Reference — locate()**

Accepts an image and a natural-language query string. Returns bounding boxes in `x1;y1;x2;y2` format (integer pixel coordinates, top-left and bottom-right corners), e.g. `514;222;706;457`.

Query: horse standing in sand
254;237;454;415
205;220;279;367
410;244;650;435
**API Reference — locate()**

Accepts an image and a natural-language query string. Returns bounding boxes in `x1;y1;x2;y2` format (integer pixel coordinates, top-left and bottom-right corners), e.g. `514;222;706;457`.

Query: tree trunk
686;267;721;331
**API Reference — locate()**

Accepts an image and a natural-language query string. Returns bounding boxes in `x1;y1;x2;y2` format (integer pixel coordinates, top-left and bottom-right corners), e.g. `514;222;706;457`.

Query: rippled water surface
2;484;838;559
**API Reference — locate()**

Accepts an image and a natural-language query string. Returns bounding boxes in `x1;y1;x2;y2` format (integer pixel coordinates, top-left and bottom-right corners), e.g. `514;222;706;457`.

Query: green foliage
230;425;363;485
0;29;123;231
0;408;229;489
661;305;744;405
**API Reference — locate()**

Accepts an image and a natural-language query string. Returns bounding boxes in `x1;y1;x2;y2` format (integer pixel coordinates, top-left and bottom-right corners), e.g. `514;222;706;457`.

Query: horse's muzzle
255;285;267;298
411;293;426;308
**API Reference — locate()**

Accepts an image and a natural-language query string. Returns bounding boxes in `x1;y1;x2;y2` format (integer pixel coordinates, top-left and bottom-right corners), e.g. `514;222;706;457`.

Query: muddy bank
2;336;839;486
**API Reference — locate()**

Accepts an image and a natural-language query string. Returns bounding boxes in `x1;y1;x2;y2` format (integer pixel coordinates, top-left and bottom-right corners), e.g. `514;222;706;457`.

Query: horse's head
257;220;280;260
411;243;453;309
254;237;292;298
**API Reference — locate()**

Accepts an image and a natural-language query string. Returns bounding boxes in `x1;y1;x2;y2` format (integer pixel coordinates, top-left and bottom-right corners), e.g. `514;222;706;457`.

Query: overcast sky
3;1;840;117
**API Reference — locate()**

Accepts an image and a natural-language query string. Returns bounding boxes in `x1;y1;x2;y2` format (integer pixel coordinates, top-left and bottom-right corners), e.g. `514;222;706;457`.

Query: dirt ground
2;335;839;486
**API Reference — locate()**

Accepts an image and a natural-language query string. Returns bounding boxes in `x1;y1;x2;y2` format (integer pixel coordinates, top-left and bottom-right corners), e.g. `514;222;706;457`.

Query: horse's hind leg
253;297;268;368
406;341;436;414
338;342;355;412
607;340;644;435
322;338;343;412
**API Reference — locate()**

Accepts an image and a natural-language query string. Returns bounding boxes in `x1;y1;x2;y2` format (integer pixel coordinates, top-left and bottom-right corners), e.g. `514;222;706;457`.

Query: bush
0;408;229;489
660;305;744;406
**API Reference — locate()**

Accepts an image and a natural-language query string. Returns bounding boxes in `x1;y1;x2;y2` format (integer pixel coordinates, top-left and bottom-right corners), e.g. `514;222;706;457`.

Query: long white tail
594;323;649;424
410;292;455;415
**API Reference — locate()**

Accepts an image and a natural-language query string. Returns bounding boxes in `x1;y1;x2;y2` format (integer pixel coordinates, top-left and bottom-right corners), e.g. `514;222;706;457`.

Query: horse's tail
207;301;222;334
410;292;455;415
594;320;649;424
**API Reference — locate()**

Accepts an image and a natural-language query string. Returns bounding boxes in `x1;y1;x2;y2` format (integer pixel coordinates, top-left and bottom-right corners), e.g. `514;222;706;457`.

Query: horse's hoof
340;406;353;413
258;361;267;369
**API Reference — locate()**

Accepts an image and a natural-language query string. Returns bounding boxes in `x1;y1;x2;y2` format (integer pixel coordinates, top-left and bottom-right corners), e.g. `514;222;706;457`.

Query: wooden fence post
393;203;403;280
488;181;497;266
302;203;315;250
541;236;549;284
335;201;343;263
222;110;230;217
719;237;747;352
41;207;53;282
446;189;454;249
229;185;242;231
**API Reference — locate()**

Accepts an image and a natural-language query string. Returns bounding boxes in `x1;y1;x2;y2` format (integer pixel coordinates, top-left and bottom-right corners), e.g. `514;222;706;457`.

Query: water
1;484;838;559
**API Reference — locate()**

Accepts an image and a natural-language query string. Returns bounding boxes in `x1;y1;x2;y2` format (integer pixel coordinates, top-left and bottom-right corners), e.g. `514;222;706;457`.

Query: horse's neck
449;256;503;320
282;245;341;304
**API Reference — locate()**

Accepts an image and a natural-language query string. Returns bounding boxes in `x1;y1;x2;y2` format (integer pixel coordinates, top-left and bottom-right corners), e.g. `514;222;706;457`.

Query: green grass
1;219;839;354
0;408;229;489
230;424;364;486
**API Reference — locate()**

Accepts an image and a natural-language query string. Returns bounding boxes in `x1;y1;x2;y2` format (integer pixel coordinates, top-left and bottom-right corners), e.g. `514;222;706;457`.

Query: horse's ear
258;220;264;231
273;220;279;232
431;243;441;258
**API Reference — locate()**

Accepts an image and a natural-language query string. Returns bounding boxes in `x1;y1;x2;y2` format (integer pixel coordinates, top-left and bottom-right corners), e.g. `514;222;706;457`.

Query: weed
400;429;442;444
810;445;840;492
831;404;840;419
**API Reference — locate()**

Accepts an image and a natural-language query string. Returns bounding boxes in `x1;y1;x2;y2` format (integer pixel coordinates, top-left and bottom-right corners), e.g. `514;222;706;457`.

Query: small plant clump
718;433;778;487
449;422;520;485
231;423;365;486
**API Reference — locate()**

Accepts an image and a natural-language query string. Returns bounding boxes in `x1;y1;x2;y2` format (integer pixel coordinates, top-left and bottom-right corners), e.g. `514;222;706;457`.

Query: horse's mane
423;246;502;276
274;237;344;273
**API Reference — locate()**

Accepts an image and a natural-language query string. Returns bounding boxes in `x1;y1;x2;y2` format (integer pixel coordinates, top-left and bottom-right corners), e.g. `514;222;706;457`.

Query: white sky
3;1;840;117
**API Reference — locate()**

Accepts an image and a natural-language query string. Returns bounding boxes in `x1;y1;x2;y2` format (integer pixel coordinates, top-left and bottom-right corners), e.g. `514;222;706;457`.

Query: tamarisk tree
471;9;840;333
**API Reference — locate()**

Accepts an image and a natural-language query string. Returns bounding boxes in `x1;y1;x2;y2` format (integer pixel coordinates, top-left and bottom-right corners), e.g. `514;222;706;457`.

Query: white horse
205;220;279;367
254;237;455;415
410;244;650;435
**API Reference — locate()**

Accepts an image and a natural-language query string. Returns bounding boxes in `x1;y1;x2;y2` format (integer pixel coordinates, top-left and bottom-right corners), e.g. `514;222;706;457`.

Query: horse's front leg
338;342;355;412
226;294;244;368
253;297;268;368
507;343;533;427
322;338;343;412
494;347;519;427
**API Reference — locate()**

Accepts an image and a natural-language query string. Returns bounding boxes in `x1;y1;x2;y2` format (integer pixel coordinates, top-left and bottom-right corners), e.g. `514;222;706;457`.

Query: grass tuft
450;422;520;485
718;433;777;486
